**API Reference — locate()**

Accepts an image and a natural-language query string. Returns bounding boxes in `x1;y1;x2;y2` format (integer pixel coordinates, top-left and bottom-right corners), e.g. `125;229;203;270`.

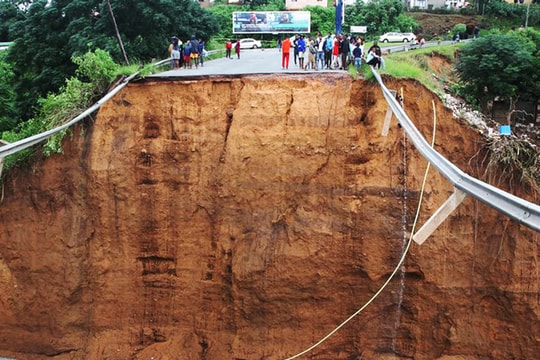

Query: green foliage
366;45;461;94
208;4;242;39
0;51;17;132
345;0;419;38
72;49;119;92
1;49;120;169
305;6;335;35
450;23;466;35
480;2;540;28
455;30;538;106
0;0;24;42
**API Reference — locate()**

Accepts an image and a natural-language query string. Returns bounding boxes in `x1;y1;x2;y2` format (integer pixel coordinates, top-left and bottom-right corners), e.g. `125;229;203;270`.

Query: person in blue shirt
183;42;192;69
352;42;362;72
297;35;306;70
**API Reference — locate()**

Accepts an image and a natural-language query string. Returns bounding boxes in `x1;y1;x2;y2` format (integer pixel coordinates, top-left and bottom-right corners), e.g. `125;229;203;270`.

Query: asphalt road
153;47;342;77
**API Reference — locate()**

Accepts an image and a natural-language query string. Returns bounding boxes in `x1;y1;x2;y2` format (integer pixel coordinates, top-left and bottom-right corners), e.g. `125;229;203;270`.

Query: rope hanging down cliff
281;98;439;360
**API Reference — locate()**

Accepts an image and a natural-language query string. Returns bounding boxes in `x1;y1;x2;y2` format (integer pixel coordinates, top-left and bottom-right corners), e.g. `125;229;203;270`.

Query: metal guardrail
371;68;540;232
0;59;169;159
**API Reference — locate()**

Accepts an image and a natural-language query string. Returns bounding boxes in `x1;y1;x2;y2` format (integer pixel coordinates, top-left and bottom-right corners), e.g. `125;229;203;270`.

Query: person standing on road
168;36;178;69
198;39;205;67
323;33;333;69
332;34;341;70
281;36;291;69
316;34;325;70
293;34;299;66
235;39;241;59
340;34;350;70
190;35;200;69
297;34;306;69
307;36;317;70
225;39;232;59
183;41;192;69
352;42;362;72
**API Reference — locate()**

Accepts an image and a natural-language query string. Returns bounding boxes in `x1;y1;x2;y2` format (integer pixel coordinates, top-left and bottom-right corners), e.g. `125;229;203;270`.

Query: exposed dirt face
0;74;538;360
410;13;483;37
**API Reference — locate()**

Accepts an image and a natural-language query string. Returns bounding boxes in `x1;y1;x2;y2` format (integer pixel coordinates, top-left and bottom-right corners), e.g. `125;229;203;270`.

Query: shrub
1;49;120;170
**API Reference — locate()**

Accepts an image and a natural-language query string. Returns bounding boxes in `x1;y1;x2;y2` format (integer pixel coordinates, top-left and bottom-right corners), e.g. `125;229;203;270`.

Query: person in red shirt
225;39;233;59
281;37;291;69
234;40;241;59
332;34;341;70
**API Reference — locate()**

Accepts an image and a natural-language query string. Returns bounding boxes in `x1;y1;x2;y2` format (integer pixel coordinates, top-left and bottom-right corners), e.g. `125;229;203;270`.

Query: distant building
409;0;429;9
198;0;213;8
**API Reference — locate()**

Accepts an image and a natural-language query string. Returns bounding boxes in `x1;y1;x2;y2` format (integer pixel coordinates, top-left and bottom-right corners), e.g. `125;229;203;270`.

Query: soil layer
0;74;538;359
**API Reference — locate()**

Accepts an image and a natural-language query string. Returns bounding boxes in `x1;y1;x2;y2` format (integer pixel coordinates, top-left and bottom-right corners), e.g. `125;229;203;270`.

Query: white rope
282;98;438;360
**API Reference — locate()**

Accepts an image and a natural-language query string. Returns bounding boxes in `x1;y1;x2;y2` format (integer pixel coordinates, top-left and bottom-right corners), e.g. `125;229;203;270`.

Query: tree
305;5;335;36
455;30;539;110
0;51;17;132
6;0;220;120
344;0;418;38
0;1;25;42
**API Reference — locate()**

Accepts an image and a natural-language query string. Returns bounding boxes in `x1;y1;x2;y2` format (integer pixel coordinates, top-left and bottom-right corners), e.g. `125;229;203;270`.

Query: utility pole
525;2;530;28
106;0;129;65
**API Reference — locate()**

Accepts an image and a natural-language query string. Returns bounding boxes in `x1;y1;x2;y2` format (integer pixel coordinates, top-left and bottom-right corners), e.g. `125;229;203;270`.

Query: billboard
233;11;311;34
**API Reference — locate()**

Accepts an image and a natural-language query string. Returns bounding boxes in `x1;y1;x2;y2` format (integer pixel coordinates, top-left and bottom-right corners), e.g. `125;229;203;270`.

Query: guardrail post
381;90;397;137
413;188;467;245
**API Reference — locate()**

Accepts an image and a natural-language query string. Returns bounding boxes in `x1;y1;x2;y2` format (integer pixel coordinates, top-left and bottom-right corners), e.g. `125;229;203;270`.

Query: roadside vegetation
360;43;461;95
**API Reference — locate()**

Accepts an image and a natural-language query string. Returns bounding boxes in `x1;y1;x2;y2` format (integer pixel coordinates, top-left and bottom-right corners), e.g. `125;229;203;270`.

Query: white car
378;32;416;43
233;38;262;49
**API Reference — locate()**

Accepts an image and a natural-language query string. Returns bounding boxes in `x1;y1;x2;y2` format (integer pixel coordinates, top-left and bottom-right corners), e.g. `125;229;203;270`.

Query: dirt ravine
0;74;538;360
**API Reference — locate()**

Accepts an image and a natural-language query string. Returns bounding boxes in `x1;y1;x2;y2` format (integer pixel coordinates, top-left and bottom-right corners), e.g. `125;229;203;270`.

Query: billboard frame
232;11;311;34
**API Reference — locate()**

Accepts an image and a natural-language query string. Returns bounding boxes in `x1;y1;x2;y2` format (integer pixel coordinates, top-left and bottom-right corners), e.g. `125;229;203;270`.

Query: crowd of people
168;35;207;70
279;33;385;72
167;33;386;72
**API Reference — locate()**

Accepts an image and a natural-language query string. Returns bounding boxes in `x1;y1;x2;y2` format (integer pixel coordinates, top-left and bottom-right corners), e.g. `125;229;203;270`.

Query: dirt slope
410;12;483;36
0;74;538;360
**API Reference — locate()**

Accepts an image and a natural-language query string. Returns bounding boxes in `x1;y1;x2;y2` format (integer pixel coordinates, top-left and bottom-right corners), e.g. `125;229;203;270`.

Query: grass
361;44;463;95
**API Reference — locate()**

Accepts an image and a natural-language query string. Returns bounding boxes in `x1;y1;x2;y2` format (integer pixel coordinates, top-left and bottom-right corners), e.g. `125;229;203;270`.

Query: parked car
232;38;262;49
378;32;416;43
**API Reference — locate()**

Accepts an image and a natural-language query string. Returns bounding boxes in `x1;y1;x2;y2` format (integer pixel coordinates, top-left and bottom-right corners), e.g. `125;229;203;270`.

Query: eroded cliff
0;73;538;360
